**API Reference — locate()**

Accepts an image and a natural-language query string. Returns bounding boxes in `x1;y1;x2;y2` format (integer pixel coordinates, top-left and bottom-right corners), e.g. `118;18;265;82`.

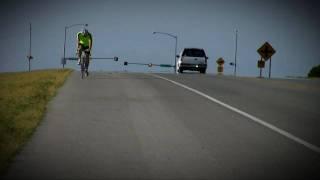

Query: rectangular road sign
258;60;265;68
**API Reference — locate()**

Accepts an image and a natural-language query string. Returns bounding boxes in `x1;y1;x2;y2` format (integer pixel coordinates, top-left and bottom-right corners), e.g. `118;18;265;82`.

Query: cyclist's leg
77;45;83;65
85;48;90;75
86;49;90;69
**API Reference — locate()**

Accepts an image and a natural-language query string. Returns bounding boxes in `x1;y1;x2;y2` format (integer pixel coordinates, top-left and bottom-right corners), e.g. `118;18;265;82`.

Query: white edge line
151;74;320;154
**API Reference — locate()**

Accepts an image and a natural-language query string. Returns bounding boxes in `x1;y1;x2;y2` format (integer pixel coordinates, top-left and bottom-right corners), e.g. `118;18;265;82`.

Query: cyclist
77;28;93;66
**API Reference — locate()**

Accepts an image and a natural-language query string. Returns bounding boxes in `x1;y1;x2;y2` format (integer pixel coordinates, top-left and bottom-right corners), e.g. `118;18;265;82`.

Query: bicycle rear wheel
84;53;89;77
81;66;84;79
80;51;89;79
80;53;85;79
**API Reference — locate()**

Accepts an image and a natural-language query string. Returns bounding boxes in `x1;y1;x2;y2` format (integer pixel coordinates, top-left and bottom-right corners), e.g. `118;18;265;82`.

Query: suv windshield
183;49;206;57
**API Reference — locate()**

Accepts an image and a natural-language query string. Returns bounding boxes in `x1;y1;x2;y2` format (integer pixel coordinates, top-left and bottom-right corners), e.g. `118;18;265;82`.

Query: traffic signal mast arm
123;62;173;68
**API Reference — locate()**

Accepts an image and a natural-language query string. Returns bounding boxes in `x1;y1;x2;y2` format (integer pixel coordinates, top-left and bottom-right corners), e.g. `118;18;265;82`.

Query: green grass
0;69;72;174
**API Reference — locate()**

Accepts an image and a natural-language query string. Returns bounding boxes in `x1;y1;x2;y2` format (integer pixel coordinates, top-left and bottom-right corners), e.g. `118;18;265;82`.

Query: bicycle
79;49;90;79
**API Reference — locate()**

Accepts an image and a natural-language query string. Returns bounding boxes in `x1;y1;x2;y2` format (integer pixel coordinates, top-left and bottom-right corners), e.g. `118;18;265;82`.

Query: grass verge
0;69;72;174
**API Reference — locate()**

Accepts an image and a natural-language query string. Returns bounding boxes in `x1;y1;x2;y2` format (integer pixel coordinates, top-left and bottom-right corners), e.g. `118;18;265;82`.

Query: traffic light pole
123;61;173;68
27;23;33;72
234;29;238;76
63;24;88;68
63;27;67;69
29;23;31;72
174;36;177;73
63;57;119;63
153;32;178;74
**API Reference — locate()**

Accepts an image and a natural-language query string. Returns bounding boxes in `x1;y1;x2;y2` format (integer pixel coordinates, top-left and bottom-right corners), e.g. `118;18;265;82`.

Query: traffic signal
114;56;118;61
124;61;128;66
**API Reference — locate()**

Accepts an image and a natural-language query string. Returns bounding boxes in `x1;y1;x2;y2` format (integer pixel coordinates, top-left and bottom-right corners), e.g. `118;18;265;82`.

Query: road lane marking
151;74;320;154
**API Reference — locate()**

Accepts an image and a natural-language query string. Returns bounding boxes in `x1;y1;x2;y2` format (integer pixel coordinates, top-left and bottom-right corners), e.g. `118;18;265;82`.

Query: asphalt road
4;72;320;180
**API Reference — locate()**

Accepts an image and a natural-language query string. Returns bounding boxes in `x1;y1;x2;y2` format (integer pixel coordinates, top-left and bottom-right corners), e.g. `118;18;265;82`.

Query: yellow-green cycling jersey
77;32;92;48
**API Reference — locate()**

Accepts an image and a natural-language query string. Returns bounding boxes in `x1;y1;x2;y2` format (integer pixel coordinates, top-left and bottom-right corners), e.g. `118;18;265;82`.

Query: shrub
308;65;320;78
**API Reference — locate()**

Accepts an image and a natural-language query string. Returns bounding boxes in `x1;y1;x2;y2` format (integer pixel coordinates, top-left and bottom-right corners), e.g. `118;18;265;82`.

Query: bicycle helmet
82;28;89;35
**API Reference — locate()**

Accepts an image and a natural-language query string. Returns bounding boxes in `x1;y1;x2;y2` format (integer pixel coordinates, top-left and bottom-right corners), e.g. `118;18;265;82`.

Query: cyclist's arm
76;33;80;50
89;33;93;51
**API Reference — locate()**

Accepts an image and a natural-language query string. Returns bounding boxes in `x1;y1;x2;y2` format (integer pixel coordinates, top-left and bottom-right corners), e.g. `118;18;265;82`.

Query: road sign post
268;55;272;78
257;42;276;78
257;58;265;78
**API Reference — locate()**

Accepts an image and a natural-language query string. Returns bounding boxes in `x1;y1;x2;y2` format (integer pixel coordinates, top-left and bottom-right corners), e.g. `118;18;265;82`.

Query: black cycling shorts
78;44;89;50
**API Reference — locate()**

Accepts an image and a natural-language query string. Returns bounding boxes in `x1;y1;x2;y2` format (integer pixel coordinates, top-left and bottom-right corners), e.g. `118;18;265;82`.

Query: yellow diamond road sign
257;42;276;61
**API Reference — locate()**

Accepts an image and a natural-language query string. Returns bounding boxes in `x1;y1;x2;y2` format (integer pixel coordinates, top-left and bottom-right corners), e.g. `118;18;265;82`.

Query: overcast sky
1;0;319;77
